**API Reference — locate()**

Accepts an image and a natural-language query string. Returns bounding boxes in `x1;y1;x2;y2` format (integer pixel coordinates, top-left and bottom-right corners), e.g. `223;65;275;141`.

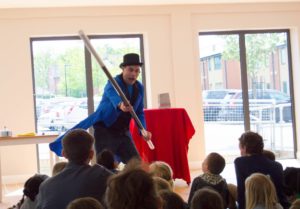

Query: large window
199;30;295;161
31;35;145;174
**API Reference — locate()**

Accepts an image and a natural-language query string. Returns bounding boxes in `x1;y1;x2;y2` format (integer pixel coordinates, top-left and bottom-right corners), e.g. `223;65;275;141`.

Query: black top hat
119;53;143;68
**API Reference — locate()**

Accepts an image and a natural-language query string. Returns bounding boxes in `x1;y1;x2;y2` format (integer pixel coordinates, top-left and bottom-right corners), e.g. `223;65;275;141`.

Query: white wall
0;2;300;180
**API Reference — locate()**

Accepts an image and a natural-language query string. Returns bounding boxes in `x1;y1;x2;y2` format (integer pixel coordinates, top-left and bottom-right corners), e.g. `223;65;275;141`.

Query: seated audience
245;173;283;209
66;197;104;209
187;152;229;209
105;164;161;209
149;161;174;188
52;161;67;176
159;190;187;209
234;131;289;209
96;149;118;173
190;187;224;209
36;129;112;209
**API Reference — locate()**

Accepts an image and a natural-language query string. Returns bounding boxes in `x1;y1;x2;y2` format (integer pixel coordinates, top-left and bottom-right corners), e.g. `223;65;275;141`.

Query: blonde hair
290;199;300;209
52;161;67;176
245;173;278;209
153;177;172;192
149;161;173;188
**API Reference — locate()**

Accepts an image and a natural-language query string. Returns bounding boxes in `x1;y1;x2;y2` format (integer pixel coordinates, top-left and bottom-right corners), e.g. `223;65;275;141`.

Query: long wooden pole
78;30;154;150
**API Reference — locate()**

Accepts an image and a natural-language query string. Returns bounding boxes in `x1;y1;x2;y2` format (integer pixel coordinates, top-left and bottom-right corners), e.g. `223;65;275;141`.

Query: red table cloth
130;108;195;184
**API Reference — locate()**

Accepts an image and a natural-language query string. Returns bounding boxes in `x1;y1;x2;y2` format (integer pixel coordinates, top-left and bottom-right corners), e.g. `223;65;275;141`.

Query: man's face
122;65;141;85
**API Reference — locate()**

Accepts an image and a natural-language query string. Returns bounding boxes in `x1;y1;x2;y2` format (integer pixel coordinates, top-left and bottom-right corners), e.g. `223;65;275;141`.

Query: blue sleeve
49;109;100;156
103;80;122;110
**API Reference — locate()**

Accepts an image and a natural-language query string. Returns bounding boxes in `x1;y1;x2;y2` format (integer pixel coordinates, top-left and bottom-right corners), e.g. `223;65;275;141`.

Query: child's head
105;167;160;209
52;161;67;176
23;174;48;201
149;161;173;187
262;150;276;161
202;152;225;175
191;187;223;209
245;173;278;209
159;190;186;209
67;197;104;209
97;149;116;170
153;177;172;192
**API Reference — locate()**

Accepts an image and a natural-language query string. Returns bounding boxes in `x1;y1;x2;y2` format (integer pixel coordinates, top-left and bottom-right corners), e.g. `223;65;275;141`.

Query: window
199;30;295;160
214;54;222;70
31;35;145;174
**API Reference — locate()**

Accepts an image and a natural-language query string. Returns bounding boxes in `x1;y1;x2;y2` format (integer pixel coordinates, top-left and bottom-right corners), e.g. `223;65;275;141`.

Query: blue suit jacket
234;155;290;209
49;74;146;156
36;162;112;209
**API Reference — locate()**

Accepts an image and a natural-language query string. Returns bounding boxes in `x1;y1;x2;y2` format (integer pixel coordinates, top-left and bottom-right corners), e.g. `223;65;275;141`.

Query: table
0;135;57;202
130;108;195;184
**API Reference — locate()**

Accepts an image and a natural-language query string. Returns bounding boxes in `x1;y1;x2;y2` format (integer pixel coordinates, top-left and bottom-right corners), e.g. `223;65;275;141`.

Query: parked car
202;89;240;121
217;89;292;122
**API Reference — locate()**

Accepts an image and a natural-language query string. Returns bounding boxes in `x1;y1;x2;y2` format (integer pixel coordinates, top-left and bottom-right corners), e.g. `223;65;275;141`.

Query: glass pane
32;39;87;174
33;40;87;134
245;32;294;158
199;34;243;161
90;37;142;109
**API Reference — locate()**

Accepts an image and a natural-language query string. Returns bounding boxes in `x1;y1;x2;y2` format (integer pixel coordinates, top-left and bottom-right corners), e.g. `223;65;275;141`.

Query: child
149;161;174;188
188;152;228;209
159;190;187;209
245;173;283;209
8;174;48;209
96;149;118;173
190;187;224;209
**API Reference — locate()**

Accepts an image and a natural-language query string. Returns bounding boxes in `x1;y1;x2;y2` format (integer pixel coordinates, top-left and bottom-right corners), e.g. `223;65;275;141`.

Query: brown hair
66;197;104;209
206;152;226;175
105;168;160;209
159;190;186;209
191;187;223;209
62;129;94;164
239;131;264;154
97;149;115;170
262;150;276;161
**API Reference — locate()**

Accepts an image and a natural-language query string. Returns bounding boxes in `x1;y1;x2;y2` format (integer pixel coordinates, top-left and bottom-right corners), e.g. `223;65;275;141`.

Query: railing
203;99;292;123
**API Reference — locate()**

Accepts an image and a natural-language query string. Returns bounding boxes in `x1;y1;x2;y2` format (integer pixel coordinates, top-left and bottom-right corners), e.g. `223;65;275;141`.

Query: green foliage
222;32;286;79
34;51;57;93
33;38;140;99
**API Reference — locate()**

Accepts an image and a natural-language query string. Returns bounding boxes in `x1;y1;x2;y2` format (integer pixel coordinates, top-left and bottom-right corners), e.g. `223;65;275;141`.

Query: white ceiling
0;0;300;9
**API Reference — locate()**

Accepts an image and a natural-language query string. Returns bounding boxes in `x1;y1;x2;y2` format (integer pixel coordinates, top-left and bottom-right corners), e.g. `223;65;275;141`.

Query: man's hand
118;102;133;112
142;130;152;141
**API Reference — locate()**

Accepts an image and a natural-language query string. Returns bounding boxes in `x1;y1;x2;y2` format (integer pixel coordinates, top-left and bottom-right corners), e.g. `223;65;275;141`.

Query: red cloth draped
130;108;195;184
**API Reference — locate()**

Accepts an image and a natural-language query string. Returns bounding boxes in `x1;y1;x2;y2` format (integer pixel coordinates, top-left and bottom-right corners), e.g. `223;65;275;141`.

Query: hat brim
119;62;143;68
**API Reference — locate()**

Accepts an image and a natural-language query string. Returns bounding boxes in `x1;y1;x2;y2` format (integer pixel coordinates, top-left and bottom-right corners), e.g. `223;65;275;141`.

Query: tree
222;32;286;91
